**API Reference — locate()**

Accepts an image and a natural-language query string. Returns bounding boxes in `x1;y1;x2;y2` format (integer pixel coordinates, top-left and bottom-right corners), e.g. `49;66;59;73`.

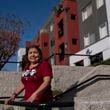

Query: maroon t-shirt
21;61;53;104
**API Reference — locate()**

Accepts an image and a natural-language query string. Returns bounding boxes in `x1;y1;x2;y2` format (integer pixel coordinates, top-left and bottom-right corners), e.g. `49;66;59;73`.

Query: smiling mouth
30;57;39;60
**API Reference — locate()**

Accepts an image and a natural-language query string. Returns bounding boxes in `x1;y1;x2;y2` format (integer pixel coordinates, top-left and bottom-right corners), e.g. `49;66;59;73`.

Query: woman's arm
5;81;24;104
12;81;24;96
26;76;51;102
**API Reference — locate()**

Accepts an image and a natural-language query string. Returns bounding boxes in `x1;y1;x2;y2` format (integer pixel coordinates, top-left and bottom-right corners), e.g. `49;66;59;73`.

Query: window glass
99;22;108;39
96;0;104;9
50;24;53;32
84;34;90;46
82;4;92;21
84;33;95;47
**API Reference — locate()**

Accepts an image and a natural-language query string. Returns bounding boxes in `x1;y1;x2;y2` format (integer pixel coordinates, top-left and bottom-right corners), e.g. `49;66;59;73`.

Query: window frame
82;3;93;21
99;22;108;39
96;0;104;9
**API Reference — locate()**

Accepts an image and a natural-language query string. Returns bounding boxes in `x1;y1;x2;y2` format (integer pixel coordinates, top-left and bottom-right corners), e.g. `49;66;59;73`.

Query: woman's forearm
33;76;51;98
13;81;24;96
25;76;52;103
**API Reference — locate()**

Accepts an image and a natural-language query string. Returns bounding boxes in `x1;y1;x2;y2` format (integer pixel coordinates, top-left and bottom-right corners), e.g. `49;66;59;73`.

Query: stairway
0;65;110;110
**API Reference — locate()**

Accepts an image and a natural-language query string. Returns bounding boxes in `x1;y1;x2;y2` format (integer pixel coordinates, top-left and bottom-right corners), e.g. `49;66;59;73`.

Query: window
84;34;90;46
84;33;95;47
75;60;84;66
90;33;96;44
44;42;48;47
71;14;76;20
59;43;65;61
51;40;54;47
50;24;53;32
82;4;92;21
58;19;64;37
72;38;77;45
96;0;104;9
99;22;108;39
90;52;103;65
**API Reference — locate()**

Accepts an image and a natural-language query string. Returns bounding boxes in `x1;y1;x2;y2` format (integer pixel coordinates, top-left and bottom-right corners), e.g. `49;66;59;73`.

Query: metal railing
0;100;74;109
0;75;110;109
2;53;91;64
46;53;92;61
55;74;110;100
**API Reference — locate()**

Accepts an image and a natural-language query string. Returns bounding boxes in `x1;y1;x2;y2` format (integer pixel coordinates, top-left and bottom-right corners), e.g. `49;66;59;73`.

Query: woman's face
28;47;40;64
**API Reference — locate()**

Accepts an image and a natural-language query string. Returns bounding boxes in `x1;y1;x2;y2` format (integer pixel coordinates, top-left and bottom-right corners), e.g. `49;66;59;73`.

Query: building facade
23;0;110;67
70;0;110;66
53;0;80;65
31;0;80;65
33;29;50;60
41;14;55;64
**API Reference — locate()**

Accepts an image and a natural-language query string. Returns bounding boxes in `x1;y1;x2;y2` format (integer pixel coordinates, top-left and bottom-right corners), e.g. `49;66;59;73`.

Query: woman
5;45;53;109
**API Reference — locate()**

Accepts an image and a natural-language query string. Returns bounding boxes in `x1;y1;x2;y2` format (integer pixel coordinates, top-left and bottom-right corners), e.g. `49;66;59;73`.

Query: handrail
0;96;23;99
45;53;92;61
76;65;101;85
0;75;110;108
0;100;74;108
0;100;37;107
0;53;92;63
54;74;110;99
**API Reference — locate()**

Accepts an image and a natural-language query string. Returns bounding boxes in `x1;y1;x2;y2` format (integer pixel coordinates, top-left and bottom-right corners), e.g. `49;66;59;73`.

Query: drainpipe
64;7;70;65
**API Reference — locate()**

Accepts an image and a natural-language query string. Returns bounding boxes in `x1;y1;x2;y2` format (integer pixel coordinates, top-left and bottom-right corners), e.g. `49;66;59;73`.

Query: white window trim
84;33;96;47
96;0;104;9
99;22;108;39
50;24;53;32
84;33;90;46
82;4;92;21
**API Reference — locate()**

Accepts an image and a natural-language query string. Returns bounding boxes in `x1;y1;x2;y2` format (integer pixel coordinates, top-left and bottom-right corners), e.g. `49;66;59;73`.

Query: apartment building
30;0;80;65
54;0;80;65
70;0;110;66
32;14;54;62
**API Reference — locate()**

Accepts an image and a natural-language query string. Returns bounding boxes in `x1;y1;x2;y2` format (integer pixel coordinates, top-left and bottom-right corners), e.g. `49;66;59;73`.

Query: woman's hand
25;93;37;103
5;94;16;105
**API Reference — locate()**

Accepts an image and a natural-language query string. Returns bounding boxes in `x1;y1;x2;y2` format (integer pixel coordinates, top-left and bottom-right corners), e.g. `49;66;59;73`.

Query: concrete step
74;96;110;110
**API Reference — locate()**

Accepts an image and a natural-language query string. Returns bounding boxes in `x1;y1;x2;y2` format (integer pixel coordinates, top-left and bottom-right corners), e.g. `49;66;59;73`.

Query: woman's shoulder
40;60;50;65
40;60;51;67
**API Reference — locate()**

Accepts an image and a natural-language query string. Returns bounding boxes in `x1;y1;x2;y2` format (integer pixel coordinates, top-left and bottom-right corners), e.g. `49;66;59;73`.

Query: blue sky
0;0;59;71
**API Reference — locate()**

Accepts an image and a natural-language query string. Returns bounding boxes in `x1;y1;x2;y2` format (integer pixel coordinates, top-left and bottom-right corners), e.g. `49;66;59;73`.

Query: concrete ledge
74;97;110;110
